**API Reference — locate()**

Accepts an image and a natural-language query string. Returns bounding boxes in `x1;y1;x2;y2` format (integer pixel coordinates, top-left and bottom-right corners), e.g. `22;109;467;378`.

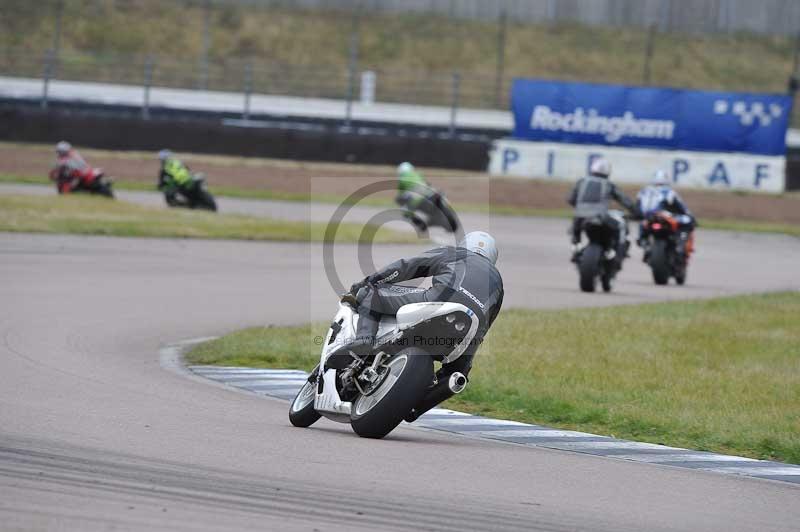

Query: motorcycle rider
329;231;504;421
636;169;696;260
157;149;195;207
395;162;454;231
567;158;638;262
49;141;91;193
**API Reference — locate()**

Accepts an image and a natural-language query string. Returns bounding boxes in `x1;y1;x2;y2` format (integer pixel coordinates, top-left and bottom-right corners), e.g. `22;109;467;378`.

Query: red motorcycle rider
48;141;113;197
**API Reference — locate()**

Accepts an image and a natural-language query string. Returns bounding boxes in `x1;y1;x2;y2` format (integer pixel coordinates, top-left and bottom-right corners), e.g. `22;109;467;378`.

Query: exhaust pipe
448;372;468;394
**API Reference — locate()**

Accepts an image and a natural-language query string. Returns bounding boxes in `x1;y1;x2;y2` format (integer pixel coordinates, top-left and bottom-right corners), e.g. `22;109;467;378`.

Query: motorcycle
574;210;630;293
398;191;460;234
51;167;115;198
289;295;475;439
166;173;217;212
642;210;693;285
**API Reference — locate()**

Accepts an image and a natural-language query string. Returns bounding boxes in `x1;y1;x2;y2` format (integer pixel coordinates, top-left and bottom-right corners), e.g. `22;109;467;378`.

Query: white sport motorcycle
289;297;477;439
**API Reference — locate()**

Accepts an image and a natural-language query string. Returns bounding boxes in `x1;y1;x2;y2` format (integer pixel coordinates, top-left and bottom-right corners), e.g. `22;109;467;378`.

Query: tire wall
0;106;489;171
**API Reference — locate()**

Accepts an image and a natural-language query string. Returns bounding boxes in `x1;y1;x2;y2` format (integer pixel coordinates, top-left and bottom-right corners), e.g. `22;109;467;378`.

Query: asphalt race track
1;190;800;530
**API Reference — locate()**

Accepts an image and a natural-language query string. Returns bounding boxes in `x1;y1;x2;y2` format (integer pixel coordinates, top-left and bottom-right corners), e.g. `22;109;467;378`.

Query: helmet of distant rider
459;231;498;265
589;158;612;178
397;161;415;177
158;149;173;161
652;169;670;186
55;141;72;156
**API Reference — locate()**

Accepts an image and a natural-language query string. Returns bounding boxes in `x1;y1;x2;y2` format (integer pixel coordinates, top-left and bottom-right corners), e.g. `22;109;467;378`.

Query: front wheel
350;349;433;439
601;271;613;293
196;189;217;212
289;367;321;428
578;243;603;293
441;203;460;233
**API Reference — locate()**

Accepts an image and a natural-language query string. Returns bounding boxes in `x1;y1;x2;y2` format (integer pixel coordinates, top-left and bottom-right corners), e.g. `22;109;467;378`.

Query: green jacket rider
396;162;433;210
157;149;193;205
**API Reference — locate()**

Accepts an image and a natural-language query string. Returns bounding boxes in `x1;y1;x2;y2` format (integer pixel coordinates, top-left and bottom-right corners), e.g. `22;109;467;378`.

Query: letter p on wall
502;148;519;173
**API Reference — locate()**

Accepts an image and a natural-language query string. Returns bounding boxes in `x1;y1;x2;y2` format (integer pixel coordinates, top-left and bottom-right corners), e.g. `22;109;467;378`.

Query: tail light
652;223;663;230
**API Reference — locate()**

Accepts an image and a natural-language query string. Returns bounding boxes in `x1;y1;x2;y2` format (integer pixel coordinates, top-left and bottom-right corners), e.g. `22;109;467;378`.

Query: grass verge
0;194;417;243
186;292;800;464
3;174;798;237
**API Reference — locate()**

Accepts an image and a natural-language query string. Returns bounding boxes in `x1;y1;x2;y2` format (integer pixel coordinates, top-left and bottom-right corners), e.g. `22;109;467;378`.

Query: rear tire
649;240;670;285
289;367;321;428
350;349;433;439
579;243;602;293
675;267;687;286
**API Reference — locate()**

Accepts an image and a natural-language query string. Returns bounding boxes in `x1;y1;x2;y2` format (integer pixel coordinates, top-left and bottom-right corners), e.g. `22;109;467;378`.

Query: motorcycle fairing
314;301;478;420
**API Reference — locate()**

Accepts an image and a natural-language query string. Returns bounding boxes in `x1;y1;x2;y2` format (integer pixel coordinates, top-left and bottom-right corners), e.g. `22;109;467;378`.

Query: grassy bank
0;194;416;243
187;292;800;464
3;2;795;109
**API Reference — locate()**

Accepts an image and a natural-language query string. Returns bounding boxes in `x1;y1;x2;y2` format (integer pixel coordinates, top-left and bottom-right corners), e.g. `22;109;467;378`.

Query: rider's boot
570;237;581;263
325;312;379;370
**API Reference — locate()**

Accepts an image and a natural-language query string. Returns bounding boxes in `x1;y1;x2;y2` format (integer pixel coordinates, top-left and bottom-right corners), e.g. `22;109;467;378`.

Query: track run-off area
1;185;799;531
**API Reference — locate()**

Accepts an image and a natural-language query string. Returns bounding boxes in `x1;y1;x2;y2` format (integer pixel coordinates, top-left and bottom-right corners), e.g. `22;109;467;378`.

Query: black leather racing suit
567;176;638;245
345;246;504;420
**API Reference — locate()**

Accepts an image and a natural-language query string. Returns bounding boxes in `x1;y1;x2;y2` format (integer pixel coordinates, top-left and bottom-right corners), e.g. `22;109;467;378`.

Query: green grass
0;194;417;243
4;173;799;238
701;219;800;238
186;292;800;464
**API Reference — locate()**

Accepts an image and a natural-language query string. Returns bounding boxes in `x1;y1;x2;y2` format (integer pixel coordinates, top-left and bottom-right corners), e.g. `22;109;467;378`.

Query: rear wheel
578;243;602;293
350;349;433;439
289;366;321;428
649;240;670;285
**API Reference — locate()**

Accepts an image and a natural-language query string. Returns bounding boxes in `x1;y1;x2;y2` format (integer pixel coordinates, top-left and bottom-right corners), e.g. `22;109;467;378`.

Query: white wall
488;139;786;193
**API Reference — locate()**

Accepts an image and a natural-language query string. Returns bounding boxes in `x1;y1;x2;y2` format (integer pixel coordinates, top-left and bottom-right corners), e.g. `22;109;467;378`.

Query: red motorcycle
642;210;694;285
49;165;115;198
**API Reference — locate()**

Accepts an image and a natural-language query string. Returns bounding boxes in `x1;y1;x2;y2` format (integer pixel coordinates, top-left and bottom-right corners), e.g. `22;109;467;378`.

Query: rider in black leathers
567;158;638;261
330;231;504;421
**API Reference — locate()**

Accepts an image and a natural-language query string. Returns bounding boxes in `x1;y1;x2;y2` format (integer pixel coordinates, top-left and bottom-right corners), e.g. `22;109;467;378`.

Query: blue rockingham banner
511;79;791;156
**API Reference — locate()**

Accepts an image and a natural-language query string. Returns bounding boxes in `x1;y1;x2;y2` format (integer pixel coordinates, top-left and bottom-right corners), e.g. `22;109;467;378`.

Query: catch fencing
213;0;800;37
2;0;799;128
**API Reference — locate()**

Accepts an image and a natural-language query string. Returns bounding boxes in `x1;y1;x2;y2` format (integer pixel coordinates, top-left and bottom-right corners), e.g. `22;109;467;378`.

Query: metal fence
210;0;800;37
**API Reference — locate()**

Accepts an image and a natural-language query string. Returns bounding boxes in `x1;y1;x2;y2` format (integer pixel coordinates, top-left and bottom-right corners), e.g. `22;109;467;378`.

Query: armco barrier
0;104;490;171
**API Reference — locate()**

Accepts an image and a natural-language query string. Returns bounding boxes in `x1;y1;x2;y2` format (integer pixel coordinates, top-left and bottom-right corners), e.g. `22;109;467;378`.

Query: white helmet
652;169;670;186
397;162;415;176
589;158;612;178
459;231;498;265
158;149;173;161
55;141;71;155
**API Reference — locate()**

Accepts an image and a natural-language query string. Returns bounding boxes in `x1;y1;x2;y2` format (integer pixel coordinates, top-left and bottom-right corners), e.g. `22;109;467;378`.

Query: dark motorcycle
167;173;217;212
575;210;629;293
398;191;460;234
642;210;693;285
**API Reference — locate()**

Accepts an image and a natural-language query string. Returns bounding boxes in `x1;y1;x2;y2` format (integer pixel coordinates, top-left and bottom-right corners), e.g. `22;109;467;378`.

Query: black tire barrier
0;101;492;171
